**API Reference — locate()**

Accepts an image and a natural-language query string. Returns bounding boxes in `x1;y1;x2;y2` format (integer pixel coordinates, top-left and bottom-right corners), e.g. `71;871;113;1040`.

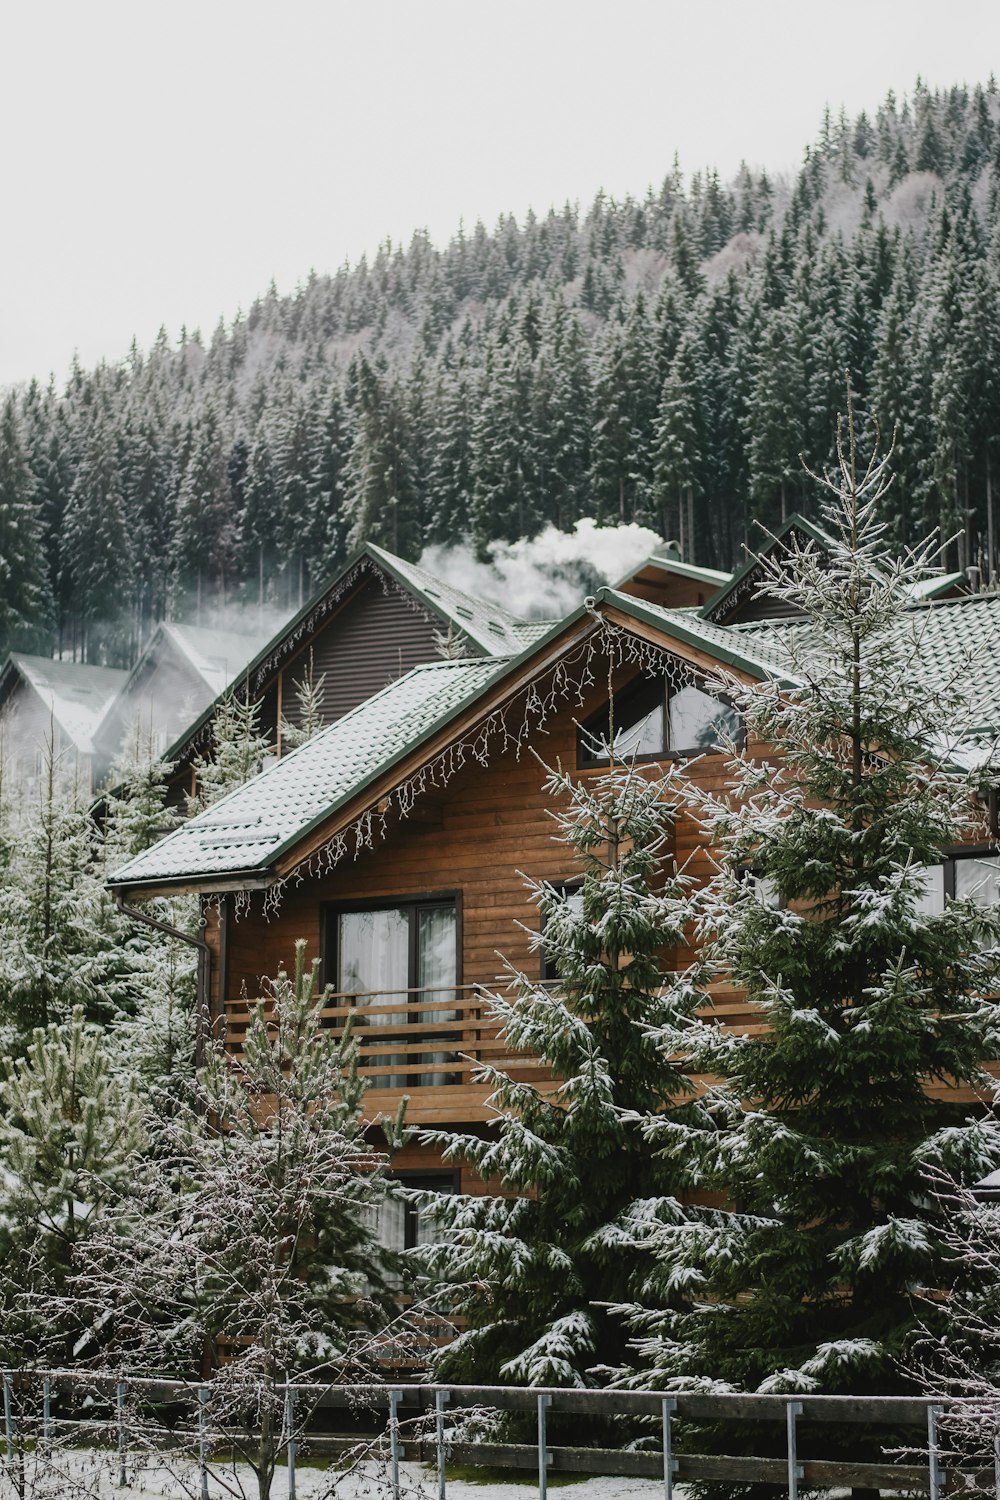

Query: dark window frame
925;844;1000;902
576;672;743;768
319;891;463;995
539;879;584;982
388;1169;460;1250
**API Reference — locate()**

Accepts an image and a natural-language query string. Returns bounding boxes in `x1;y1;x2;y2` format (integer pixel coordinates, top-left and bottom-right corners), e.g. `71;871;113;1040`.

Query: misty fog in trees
3;79;1000;665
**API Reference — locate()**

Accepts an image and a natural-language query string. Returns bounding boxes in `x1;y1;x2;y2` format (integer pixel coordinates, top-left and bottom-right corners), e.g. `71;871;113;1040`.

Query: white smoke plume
419;519;665;620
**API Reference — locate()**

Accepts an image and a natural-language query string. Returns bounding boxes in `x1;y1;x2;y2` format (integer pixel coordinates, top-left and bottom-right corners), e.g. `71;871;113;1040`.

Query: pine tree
72;943;407;1500
0;394;51;657
0;729;140;1043
279;649;328;748
629;393;1000;1425
188;684;273;812
415;758;709;1391
0;1007;147;1366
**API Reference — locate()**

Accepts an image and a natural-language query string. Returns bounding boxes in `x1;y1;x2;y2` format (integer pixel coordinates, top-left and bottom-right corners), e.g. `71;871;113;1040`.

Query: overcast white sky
2;0;999;390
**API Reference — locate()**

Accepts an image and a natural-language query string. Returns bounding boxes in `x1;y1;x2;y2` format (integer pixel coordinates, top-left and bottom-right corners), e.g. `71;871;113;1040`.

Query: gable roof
700;514;835;624
158;543;553;772
0;654;128;755
107;588;795;897
616;552;733;592
158;623;276;697
108;656;508;892
366;543;553;655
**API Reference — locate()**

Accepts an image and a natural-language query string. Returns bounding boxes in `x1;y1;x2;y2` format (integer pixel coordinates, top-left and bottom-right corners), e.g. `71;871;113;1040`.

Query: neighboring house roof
108;588;796;895
109;656;508;891
159;623;275;697
700;514;837;623
0;654;128;756
905;571;969;601
615;553;733;591
158;542;552;771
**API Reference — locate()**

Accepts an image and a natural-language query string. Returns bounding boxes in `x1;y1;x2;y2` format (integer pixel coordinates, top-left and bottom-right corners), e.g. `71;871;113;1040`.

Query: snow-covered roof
0;654;128;755
109;588;799;894
159;623;274;696
616;553;733;591
734;591;1000;739
108;656;508;890
366;543;552;655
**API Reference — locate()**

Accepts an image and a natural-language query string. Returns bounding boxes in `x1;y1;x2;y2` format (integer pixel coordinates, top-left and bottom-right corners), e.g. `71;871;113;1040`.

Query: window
540;881;584;982
325;898;458;1086
913;850;1000;937
363;1171;457;1287
577;674;741;766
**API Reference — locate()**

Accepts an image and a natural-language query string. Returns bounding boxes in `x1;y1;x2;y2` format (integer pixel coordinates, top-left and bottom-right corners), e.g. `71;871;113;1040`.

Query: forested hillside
2;78;1000;666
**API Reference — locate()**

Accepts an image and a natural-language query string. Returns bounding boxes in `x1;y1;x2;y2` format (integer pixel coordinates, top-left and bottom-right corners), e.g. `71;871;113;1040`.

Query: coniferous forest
2;78;1000;665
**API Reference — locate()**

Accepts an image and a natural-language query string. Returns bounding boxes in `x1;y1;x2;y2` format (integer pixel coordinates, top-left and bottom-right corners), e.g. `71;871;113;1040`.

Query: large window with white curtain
326;899;458;1086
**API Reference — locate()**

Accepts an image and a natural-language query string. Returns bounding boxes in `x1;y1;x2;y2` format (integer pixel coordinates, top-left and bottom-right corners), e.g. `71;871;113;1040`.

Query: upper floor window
578;673;742;767
914;851;1000;919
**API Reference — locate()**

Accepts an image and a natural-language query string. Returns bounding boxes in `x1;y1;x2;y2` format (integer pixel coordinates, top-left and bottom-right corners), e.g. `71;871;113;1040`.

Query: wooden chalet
0;653;128;794
107;532;1000;1251
154;542;555;810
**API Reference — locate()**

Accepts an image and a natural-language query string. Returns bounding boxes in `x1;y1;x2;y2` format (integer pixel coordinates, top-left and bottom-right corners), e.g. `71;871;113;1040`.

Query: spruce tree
188;684;273;812
629;394;1000;1418
416;758;709;1389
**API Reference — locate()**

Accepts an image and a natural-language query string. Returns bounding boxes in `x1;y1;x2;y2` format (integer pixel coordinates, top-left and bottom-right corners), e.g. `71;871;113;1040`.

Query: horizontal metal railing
0;1369;983;1500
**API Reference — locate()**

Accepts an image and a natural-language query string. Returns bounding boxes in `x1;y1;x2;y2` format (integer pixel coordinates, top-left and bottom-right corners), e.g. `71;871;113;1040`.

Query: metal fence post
198;1387;210;1500
927;1404;943;1500
286;1385;297;1500
537;1393;552;1500
661;1397;678;1500
389;1389;402;1500
3;1372;14;1464
41;1377;51;1457
786;1401;803;1500
116;1379;128;1488
435;1389;449;1500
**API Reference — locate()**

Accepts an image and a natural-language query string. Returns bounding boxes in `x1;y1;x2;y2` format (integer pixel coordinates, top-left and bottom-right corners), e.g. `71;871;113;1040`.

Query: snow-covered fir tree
72;942;409;1500
0;728;140;1045
278;649;327;748
415;757;710;1391
0;1007;147;1368
187;682;273;812
102;724;198;1101
628;395;1000;1417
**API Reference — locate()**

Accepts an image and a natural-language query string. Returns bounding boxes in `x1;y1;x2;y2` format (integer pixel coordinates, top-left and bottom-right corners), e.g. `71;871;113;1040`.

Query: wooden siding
280;579;441;732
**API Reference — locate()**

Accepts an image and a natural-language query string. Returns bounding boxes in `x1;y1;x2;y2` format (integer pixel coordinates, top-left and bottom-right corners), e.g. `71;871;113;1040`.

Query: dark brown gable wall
281;579;443;732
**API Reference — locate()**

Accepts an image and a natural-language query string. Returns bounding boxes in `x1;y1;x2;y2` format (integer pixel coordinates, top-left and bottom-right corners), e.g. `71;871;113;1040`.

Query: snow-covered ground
8;1452;675;1498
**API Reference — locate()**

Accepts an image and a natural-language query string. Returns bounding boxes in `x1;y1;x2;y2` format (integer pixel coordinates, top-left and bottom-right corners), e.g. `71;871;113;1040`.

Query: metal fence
1;1369;992;1500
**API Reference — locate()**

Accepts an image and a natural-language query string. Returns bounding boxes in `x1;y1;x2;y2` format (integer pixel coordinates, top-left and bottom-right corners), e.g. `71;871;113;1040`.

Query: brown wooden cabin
155;542;552;812
108;591;778;1197
108;571;1000;1251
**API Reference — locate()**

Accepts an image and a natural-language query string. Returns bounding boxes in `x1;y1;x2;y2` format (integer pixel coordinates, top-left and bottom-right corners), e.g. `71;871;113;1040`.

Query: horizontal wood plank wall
282;580;442;731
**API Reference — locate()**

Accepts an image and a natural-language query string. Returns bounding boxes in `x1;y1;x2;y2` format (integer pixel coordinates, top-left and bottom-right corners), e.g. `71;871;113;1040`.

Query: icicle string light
254;622;702;917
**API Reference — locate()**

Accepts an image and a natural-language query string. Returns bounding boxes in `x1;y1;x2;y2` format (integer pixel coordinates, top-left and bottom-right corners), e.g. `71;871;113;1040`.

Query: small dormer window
577;674;742;767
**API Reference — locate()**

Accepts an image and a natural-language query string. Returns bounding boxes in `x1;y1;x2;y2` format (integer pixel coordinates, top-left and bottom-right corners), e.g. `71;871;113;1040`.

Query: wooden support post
198;1387;210;1500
